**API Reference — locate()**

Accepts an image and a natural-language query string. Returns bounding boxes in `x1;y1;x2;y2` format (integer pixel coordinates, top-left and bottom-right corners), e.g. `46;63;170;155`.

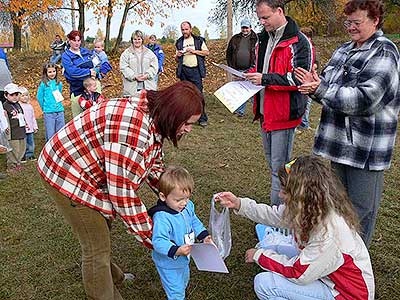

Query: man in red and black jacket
245;0;314;205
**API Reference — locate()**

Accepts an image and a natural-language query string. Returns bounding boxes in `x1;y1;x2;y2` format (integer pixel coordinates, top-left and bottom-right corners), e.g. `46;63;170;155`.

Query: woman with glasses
295;0;400;247
62;30;97;117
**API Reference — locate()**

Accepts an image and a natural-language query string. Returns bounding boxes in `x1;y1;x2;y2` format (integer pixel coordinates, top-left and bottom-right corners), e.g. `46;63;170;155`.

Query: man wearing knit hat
226;18;258;116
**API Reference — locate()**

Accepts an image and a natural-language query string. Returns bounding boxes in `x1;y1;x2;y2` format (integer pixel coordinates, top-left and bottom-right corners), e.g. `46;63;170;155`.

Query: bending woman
37;81;203;300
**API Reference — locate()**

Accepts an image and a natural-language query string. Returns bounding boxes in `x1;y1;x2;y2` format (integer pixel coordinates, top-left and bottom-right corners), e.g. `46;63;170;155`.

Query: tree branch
54;6;79;11
128;0;146;12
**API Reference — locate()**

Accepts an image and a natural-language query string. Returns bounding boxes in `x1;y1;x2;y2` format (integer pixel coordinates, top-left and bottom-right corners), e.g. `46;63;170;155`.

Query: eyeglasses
343;19;366;28
284;158;297;174
8;92;20;96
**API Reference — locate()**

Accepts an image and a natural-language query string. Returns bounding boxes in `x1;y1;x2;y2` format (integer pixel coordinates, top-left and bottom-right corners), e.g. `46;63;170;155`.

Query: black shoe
21;156;27;163
27;156;37;161
199;121;208;127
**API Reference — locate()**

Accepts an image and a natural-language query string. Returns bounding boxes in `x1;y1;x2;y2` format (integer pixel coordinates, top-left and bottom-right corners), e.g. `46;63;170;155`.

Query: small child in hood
148;166;213;300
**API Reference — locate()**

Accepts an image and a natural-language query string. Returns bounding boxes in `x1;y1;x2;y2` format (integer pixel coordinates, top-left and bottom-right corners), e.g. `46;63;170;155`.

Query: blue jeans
261;123;294;205
254;272;334;300
180;66;208;123
260;124;295;205
331;162;384;247
254;235;334;300
299;97;312;129
43;112;65;142
25;132;35;158
235;101;247;116
50;53;62;64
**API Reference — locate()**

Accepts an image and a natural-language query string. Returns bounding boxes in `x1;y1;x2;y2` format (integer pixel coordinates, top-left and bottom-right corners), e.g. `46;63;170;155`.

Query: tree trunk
104;0;113;52
12;22;22;51
77;0;85;42
71;0;76;30
112;2;130;54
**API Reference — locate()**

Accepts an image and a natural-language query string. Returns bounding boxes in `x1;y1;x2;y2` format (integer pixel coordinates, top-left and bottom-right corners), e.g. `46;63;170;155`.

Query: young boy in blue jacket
148;166;213;300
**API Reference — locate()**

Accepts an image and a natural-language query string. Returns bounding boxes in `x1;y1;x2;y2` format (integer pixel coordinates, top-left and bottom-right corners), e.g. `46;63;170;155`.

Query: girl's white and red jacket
236;198;374;300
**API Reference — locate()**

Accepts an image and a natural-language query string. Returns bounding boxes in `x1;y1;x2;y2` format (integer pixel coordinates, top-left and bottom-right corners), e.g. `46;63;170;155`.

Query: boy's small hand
176;244;192;256
203;235;213;244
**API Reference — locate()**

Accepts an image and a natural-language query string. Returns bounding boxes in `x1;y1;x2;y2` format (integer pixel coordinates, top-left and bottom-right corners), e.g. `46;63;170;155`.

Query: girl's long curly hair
278;155;360;245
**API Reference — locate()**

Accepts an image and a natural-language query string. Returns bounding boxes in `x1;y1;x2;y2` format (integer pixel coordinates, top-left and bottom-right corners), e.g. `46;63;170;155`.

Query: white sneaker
123;273;135;282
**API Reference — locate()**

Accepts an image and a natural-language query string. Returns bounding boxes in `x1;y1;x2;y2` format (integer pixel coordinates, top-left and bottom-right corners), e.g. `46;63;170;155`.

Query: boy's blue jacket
146;43;164;73
149;199;209;269
61;47;94;95
0;47;9;68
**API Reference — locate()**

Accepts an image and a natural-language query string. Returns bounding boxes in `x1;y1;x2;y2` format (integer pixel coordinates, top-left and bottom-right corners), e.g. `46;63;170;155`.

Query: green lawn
1;92;399;299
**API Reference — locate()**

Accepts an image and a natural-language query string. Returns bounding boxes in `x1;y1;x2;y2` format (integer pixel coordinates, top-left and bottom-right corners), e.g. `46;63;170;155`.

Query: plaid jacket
37;93;164;248
313;30;400;170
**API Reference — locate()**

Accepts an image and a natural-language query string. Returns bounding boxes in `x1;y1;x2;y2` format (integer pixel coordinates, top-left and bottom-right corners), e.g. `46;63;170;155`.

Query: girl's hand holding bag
209;194;232;260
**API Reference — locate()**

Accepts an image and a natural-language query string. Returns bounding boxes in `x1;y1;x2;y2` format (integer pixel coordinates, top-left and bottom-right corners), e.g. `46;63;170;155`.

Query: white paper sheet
212;62;246;78
214;81;264;113
190;243;229;273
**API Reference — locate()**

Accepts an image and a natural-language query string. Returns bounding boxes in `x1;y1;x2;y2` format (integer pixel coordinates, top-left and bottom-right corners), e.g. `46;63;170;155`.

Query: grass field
1;92;399;299
1;36;400;299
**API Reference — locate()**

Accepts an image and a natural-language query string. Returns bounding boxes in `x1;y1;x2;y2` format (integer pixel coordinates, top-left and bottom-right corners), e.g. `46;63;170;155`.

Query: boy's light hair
83;77;96;89
94;39;104;47
19;86;29;95
159;166;194;196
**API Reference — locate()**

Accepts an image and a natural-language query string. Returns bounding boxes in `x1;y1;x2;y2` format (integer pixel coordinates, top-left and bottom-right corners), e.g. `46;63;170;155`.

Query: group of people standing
228;0;398;299
0;48;38;179
2;0;399;299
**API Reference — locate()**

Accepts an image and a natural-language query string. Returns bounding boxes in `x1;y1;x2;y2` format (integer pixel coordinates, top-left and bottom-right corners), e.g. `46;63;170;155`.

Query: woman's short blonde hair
131;30;145;43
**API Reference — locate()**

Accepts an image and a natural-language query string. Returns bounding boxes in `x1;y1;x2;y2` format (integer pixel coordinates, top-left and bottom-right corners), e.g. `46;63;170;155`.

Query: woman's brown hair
278;155;360;245
147;81;203;146
344;0;384;29
67;30;82;41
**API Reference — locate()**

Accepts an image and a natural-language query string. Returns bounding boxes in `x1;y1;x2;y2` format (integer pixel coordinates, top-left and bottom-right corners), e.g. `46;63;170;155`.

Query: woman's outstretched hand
214;192;241;210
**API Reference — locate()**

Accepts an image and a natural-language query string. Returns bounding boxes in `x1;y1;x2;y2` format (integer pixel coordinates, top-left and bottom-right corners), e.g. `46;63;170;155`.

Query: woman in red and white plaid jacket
37;81;203;300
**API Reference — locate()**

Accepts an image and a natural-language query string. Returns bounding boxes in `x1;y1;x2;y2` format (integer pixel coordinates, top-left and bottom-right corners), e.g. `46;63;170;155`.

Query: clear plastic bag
0;130;12;154
209;194;232;260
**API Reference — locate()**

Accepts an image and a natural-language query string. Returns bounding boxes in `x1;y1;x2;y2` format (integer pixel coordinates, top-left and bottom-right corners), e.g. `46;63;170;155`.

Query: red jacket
251;17;314;131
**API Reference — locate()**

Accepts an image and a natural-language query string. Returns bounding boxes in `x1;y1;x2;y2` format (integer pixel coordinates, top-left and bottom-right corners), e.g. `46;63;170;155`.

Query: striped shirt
37;93;164;248
313;30;400;170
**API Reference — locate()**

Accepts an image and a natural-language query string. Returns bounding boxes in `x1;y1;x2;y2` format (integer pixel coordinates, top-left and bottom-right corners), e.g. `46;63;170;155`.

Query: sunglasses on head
284;158;297;174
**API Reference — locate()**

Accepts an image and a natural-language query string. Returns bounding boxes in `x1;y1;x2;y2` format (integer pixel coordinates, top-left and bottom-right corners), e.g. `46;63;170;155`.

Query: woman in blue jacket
62;30;96;118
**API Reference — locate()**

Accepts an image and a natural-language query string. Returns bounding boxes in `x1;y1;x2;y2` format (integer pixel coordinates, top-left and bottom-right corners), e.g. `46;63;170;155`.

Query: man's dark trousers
180;65;208;123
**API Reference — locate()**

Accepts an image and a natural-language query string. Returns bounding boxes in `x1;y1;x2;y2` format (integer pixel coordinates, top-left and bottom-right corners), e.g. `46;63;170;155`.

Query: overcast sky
63;0;225;41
